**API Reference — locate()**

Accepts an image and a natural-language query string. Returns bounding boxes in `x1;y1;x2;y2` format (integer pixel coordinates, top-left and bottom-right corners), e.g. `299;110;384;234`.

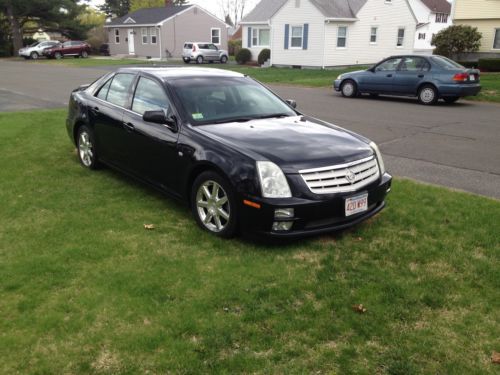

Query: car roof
115;67;245;80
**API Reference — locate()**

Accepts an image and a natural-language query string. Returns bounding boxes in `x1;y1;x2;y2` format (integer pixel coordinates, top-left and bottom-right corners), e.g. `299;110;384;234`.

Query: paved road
1;59;499;199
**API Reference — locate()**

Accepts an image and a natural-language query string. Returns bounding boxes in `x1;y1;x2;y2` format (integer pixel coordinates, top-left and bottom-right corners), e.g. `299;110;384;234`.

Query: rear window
184;43;192;49
106;73;135;107
430;56;465;70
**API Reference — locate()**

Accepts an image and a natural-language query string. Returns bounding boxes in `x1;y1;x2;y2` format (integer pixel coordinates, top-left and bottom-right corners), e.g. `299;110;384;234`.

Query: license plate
345;193;368;217
469;74;475;81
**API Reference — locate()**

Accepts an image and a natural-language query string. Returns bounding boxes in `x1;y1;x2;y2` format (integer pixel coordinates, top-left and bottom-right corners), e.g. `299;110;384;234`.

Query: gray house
104;5;228;58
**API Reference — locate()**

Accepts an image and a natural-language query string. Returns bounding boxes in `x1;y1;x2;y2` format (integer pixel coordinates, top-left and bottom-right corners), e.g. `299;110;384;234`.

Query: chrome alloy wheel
420;87;435;103
78;131;94;167
196;180;230;232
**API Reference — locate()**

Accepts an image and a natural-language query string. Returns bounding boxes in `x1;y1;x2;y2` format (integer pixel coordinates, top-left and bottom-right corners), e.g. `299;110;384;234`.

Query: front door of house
128;29;135;55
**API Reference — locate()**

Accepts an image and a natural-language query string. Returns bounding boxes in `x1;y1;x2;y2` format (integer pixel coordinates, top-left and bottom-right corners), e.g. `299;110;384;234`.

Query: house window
252;28;270;47
337;26;347;48
141;28;148;44
211;28;221;45
290;26;303;48
150;27;157;44
494;29;500;49
397;27;405;47
435;13;448;23
114;29;120;44
370;27;377;43
418;33;426;40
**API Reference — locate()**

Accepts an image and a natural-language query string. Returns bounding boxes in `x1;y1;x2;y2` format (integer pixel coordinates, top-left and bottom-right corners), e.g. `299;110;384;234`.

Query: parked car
182;42;228;64
334;55;481;105
43;41;91;59
18;40;60;60
67;67;391;238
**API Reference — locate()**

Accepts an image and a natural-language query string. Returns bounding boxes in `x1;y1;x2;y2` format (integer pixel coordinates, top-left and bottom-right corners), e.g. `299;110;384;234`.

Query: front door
128;29;135;55
363;57;403;93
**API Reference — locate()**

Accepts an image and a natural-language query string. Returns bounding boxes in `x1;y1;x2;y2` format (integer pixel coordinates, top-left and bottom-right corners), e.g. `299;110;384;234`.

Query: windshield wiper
255;113;293;119
210;117;255;124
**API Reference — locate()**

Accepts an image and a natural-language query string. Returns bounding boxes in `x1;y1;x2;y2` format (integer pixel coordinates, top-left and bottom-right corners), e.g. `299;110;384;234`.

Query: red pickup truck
43;41;91;59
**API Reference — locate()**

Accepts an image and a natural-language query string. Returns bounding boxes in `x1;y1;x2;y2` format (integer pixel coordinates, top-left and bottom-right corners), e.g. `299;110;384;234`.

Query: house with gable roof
241;0;418;67
408;0;452;52
104;4;228;59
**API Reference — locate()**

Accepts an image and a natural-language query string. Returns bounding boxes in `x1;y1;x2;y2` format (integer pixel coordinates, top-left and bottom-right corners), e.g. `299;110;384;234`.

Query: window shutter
303;23;309;50
247;27;252;48
284;24;289;49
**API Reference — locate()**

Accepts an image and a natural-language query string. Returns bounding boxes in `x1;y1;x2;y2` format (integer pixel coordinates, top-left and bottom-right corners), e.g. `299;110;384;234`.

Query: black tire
196;55;203;64
220;55;228;64
30;51;39;60
55;52;62;60
76;125;100;170
183;58;190;64
418;84;438;105
443;97;460;103
191;171;237;238
340;80;358;98
81;50;89;58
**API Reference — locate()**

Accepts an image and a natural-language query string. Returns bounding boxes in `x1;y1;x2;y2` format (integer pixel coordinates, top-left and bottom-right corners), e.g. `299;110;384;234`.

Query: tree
219;0;247;26
78;6;106;28
99;0;131;17
130;0;188;12
432;25;482;58
0;0;89;52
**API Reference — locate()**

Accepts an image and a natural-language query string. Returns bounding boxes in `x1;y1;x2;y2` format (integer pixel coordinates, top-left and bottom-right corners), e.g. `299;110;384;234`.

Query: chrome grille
299;156;380;194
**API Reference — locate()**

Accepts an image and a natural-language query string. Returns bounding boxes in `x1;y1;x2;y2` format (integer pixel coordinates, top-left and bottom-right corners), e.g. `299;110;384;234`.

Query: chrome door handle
123;122;135;131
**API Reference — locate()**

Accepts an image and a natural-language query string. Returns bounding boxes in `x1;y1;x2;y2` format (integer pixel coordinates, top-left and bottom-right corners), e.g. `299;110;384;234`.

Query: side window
376;58;402;71
95;78;112;100
208;44;218;50
400;57;431;72
106;73;135;107
132;77;170;115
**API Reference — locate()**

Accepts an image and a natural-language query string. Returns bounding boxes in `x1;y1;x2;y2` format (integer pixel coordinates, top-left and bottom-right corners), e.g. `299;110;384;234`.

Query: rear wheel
81;50;89;58
220;55;228;64
191;171;237;238
341;80;358;98
443;97;459;103
30;51;39;60
418;84;438;105
76;125;100;169
183;58;190;64
196;55;203;64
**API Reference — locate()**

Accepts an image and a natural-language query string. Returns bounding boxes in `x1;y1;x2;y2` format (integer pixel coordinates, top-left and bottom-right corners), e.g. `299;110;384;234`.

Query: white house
408;0;452;52
241;0;418;68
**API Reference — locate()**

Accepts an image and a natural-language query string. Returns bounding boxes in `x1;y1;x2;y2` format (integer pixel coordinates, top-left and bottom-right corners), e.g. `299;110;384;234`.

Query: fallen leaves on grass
492;351;500;364
352;304;367;314
143;224;155;230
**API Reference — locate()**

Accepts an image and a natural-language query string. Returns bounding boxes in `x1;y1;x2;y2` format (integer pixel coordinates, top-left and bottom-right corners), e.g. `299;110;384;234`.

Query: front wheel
30;51;39;60
341;80;358;98
418;84;438;105
443;96;459;103
76;125;100;169
220;55;228;64
191;171;237;238
54;52;62;60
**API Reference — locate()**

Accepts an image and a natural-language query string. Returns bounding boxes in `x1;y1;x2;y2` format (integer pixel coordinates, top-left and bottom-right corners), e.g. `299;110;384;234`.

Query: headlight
256;161;292;198
369;141;385;175
336;74;343;80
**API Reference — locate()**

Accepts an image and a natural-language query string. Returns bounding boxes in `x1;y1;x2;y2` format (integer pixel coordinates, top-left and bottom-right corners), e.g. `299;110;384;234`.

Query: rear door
393;57;431;95
121;76;181;193
207;44;220;60
363;57;402;93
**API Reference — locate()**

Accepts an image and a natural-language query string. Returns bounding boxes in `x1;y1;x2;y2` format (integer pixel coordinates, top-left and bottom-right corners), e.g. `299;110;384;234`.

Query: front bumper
438;83;481;97
239;172;392;238
18;50;30;57
333;79;342;91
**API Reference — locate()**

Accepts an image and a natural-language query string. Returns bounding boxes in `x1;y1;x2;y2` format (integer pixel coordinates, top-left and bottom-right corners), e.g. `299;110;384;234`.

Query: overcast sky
88;0;260;20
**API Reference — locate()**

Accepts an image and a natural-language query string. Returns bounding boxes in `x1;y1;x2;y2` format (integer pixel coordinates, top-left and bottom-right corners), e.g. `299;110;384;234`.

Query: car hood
344;70;367;77
195;116;373;173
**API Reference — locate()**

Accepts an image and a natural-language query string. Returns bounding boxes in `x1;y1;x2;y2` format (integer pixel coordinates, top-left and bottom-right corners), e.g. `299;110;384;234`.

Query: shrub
258;48;271;65
228;39;242;56
478;58;500;72
432;25;482;57
236;48;251;64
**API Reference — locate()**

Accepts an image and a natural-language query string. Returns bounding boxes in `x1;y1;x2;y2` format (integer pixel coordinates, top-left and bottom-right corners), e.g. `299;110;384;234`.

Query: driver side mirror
143;109;178;132
285;99;297;108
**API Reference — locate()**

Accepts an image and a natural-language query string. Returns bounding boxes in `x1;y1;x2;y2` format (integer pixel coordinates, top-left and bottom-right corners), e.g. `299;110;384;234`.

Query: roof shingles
107;5;192;26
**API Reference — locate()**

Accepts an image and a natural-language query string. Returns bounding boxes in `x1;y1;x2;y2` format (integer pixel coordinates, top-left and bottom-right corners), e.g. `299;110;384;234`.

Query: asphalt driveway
1;59;499;199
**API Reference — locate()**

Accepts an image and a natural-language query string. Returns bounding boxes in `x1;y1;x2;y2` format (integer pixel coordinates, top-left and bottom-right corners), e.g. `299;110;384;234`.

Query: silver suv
182;42;228;64
18;40;60;60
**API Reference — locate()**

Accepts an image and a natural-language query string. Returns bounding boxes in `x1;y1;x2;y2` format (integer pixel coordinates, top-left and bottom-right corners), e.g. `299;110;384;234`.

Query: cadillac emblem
345;169;356;184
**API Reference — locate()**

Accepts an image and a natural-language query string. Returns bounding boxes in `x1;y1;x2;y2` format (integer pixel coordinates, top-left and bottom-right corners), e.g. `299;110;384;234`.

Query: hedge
235;48;251;65
478;58;500;72
258;48;270;65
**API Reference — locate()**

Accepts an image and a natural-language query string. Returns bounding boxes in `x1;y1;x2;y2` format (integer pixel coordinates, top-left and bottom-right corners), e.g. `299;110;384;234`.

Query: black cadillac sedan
67;67;392;238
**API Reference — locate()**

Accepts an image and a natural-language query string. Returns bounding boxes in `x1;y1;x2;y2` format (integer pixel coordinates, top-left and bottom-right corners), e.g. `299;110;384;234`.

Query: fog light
274;208;294;219
272;221;293;231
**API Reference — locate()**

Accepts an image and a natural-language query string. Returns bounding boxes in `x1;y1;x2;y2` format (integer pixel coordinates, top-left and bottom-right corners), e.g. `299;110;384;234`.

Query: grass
0;109;499;374
467;73;500;103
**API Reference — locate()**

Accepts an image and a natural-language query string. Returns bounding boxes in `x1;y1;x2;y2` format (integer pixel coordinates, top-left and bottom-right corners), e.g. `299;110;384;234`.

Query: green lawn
0;109;499;374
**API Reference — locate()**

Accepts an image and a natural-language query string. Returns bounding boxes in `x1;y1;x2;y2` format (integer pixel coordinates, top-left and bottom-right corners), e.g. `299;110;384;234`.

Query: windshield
29;42;40;47
170;77;297;124
430;56;465;70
